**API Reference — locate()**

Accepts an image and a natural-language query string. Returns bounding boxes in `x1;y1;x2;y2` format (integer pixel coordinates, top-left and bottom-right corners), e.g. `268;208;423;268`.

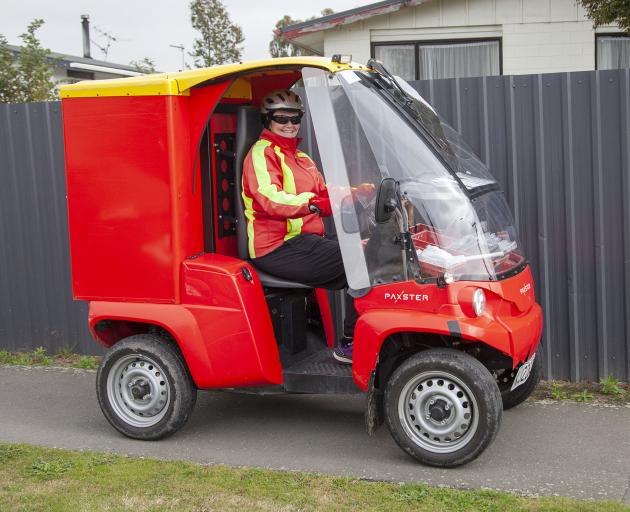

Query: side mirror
375;177;398;224
340;195;360;234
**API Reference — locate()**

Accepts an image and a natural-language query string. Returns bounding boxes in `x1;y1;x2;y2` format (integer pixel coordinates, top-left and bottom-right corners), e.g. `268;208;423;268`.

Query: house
6;44;142;84
279;0;629;79
5;16;146;86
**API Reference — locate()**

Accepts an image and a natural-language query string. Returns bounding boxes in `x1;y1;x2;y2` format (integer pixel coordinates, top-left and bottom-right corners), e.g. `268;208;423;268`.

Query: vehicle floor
282;347;360;394
278;330;361;395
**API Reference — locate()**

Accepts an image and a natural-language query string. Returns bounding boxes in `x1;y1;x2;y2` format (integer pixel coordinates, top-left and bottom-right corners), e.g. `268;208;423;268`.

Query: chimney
81;15;91;59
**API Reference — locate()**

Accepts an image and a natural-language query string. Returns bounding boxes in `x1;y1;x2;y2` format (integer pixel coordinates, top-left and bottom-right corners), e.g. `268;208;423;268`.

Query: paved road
1;366;629;503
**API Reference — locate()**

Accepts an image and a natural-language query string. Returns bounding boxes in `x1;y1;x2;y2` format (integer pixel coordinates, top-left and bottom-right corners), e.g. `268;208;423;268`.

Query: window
596;34;630;70
373;44;415;80
67;69;95;80
373;39;501;80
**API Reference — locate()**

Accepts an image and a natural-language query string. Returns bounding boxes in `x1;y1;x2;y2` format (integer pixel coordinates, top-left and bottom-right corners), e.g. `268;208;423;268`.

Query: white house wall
322;0;620;75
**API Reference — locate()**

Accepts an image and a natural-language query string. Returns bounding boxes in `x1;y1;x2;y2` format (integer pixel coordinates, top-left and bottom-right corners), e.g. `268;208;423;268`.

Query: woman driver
241;89;356;363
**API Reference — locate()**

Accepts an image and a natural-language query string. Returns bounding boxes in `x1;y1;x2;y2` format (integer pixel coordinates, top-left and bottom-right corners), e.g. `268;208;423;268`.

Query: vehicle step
282;349;362;395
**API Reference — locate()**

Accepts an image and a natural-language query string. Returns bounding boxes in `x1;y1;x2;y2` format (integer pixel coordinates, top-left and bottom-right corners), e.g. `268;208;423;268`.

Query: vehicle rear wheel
384;348;502;468
96;334;197;440
497;349;542;410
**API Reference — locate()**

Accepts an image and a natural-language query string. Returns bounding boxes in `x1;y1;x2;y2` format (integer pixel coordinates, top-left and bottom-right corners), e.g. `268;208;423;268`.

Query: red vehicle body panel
62;84;228;303
89;254;283;388
352;266;543;390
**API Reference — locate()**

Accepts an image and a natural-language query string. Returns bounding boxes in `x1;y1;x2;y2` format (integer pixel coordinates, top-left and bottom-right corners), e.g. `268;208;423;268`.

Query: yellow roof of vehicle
59;56;368;99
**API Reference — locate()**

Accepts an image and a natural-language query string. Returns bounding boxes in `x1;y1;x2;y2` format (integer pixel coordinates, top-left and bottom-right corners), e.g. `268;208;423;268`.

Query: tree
0;35;19;103
0;19;57;103
189;0;244;67
269;15;302;58
269;9;334;58
577;0;630;33
130;57;157;74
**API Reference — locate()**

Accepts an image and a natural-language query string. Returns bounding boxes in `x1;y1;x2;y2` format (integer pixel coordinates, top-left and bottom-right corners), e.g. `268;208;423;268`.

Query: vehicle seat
234;106;310;289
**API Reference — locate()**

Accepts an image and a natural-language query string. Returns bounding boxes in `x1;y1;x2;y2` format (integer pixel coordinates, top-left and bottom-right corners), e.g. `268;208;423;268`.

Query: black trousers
251;234;358;339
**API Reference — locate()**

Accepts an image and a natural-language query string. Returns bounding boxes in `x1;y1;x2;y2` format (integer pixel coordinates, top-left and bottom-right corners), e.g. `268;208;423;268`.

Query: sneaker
333;338;353;364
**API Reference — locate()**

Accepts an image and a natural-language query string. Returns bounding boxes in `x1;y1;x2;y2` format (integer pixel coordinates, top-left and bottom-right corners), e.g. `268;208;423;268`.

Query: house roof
278;0;427;41
6;44;143;77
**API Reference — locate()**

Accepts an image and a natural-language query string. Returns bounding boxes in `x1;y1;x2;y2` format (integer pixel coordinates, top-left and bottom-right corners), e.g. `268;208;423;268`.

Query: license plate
510;353;536;392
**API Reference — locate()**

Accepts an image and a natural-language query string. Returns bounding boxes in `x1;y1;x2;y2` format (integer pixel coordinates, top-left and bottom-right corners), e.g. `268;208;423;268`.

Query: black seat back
234;106;263;260
233;106;311;290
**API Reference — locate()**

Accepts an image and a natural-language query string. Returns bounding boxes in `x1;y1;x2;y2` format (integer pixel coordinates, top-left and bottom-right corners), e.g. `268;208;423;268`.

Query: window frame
595;33;630;70
371;37;503;81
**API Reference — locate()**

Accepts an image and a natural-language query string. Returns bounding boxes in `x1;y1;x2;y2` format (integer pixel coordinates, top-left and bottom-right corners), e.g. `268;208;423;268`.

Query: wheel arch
88;301;212;388
372;331;512;391
352;309;513;391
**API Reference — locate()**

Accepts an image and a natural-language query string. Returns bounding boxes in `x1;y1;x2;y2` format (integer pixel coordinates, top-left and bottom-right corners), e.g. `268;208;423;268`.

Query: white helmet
260;89;304;114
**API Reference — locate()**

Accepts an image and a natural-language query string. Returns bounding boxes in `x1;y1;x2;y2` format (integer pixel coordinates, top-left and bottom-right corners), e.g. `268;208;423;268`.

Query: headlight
472;289;486;316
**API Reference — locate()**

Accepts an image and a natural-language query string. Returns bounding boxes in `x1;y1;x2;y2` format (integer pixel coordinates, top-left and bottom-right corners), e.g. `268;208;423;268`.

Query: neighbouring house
6;44;142;84
279;0;630;79
6;15;145;87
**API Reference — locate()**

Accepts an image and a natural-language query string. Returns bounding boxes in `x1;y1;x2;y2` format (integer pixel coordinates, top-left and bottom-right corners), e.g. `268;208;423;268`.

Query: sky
2;0;365;72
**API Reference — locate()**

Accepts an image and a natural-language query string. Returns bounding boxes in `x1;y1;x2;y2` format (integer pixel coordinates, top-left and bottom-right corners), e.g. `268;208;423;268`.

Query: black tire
96;334;197;440
384;348;502;468
498;350;542;410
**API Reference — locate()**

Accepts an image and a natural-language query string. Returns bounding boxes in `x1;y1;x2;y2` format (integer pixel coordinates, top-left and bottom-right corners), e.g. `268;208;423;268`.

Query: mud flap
365;371;384;436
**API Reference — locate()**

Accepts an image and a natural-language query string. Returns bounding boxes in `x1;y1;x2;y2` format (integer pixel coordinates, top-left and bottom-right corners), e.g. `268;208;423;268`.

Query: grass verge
0;443;628;512
0;347;100;370
532;379;629;405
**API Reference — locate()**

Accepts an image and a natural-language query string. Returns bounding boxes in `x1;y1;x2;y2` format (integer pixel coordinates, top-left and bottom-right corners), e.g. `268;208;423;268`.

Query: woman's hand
308;194;332;217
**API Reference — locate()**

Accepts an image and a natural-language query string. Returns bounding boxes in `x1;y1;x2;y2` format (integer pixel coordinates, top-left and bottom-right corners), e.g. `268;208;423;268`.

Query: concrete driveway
0;365;629;504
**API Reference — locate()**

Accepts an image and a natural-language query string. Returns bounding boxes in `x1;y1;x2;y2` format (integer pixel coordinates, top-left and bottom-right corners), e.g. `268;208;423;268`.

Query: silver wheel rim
106;354;171;428
397;371;479;454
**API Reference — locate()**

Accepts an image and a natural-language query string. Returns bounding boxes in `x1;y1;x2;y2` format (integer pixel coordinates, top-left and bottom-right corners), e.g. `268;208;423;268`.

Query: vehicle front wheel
384;348;502;468
96;334;197;440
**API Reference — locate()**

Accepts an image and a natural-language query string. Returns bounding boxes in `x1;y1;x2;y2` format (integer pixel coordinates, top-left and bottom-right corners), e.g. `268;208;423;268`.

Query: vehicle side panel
181;254;283;387
88;254;283;388
63;96;177;302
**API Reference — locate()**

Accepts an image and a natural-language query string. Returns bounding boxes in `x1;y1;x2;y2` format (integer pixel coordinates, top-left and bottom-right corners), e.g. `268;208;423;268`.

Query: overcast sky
2;1;364;71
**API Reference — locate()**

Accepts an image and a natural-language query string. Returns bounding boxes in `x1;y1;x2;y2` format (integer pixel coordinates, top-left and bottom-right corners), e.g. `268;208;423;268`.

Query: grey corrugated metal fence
1;68;629;380
0;102;94;354
411;70;630;382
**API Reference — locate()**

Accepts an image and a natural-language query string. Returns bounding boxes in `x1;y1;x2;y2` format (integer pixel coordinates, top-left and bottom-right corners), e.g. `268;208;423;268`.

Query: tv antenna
170;44;186;71
91;25;123;60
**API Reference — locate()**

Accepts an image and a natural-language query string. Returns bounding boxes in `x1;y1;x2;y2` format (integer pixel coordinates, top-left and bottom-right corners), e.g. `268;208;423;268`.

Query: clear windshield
302;67;525;290
391;74;498;191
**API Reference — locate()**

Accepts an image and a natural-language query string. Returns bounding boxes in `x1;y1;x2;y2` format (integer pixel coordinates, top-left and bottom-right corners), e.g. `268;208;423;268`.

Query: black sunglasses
269;113;303;125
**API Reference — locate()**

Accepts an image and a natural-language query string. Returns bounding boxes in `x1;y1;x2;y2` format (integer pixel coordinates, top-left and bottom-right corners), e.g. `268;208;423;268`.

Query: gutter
279;0;427;40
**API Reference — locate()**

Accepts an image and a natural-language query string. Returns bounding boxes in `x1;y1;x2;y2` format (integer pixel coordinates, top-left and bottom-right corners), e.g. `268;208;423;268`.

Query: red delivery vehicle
60;56;543;467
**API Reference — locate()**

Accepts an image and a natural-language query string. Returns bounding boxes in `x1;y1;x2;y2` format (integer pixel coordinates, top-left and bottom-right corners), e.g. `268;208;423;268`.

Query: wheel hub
428;399;452;422
398;372;479;454
130;379;151;400
106;354;171;428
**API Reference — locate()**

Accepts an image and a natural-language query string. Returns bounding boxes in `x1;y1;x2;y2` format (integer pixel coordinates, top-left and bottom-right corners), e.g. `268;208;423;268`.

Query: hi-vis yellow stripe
252;140;313;207
241;189;256;259
273;146;304;242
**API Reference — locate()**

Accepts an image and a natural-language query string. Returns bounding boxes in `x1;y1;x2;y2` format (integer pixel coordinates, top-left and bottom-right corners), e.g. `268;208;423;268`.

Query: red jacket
242;129;326;258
